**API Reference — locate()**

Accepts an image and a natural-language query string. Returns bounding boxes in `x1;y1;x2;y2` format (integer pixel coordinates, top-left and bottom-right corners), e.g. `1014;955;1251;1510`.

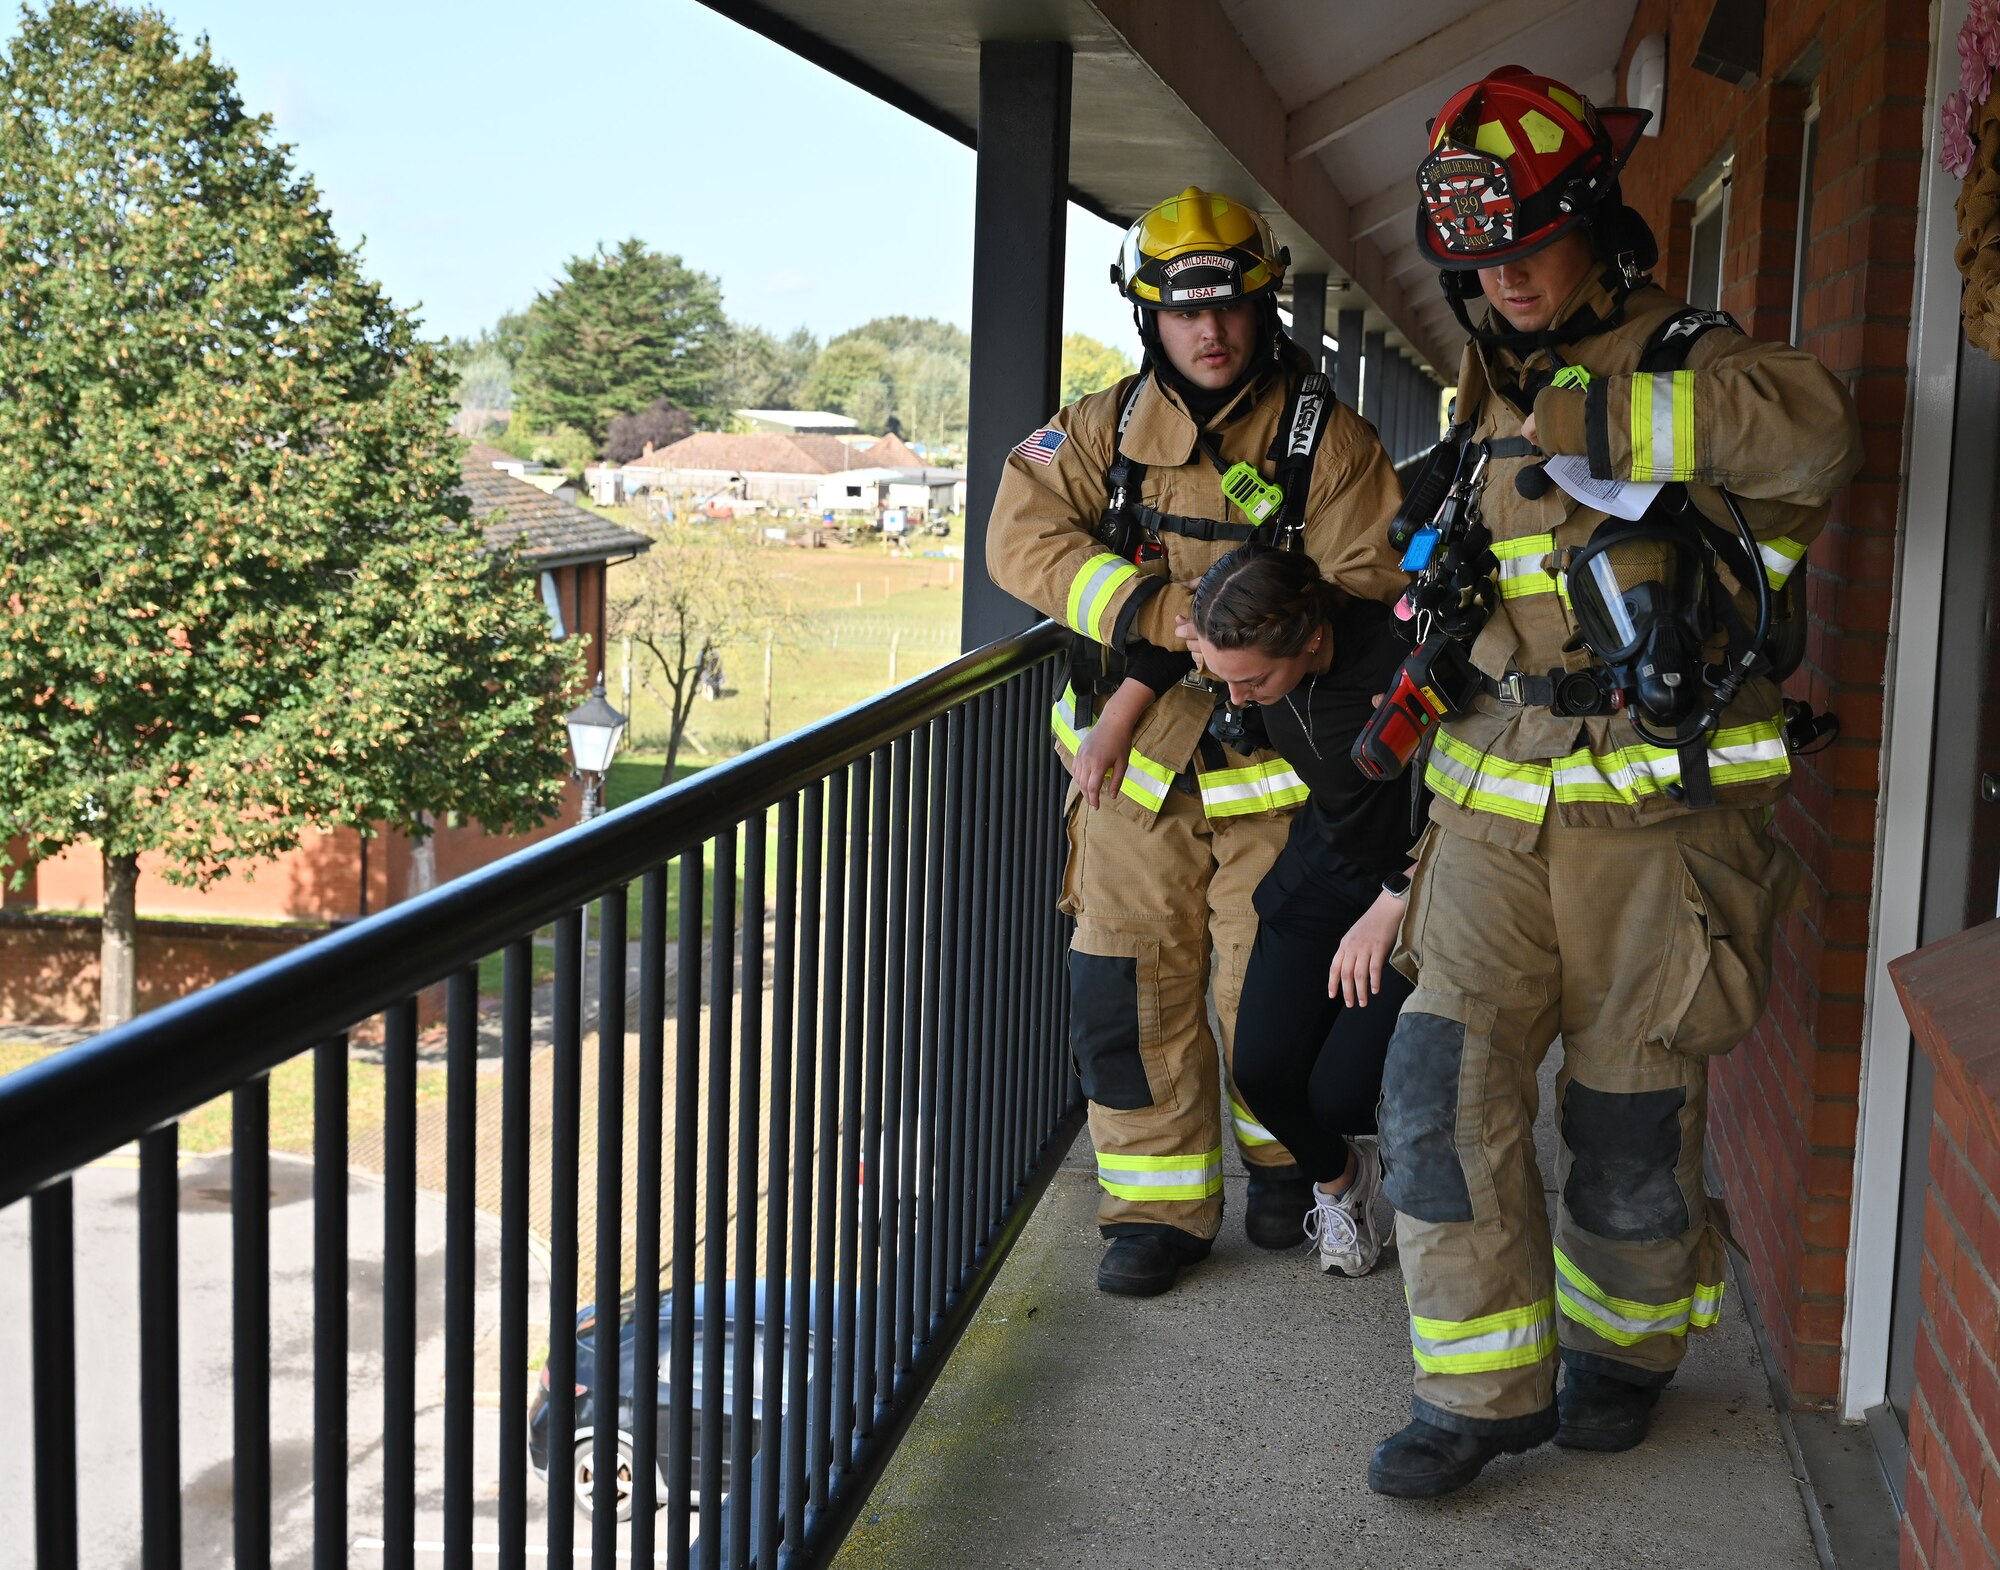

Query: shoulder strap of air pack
1097;372;1151;553
1637;306;1741;372
1263;370;1332;548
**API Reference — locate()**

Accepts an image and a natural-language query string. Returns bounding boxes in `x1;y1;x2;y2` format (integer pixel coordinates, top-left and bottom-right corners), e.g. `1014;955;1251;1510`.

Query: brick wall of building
1902;1060;2000;1570
0;912;326;1026
1614;0;1930;1402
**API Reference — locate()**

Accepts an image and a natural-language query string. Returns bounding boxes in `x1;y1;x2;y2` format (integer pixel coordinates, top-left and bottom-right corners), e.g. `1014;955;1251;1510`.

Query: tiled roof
459;464;651;567
859;432;925;467
627;431;869;476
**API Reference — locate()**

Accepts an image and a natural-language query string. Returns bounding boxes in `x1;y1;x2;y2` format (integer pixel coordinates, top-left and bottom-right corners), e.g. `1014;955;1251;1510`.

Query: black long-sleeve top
1120;597;1425;880
1252;598;1425;880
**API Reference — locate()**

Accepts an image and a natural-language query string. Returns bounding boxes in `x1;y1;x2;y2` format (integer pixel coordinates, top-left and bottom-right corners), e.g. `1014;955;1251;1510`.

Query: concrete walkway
838;1072;1824;1570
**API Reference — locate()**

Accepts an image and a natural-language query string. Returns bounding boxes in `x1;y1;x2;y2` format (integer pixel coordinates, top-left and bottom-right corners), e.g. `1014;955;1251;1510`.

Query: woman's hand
1071;721;1129;809
1328;889;1408;1008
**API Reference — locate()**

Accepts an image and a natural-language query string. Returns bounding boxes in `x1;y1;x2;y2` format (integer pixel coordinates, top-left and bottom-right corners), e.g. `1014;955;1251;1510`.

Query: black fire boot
1555;1365;1665;1452
1096;1227;1211;1297
1244;1162;1314;1250
1367;1408;1558;1499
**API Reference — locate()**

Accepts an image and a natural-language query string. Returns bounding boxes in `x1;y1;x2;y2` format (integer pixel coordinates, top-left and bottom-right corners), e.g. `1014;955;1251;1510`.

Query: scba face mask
1562;515;1717;732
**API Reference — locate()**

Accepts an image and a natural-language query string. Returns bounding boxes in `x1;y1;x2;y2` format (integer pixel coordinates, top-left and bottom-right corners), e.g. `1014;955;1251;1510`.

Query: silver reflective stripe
1071;557;1130;636
1556;1273;1691;1338
1650;372;1678;479
1097;1158;1224;1188
1411;1316;1553;1362
1427;737;1553;810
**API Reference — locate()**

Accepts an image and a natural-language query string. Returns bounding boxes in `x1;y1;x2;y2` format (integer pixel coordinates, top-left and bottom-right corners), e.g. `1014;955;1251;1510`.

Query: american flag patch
1013;426;1067;465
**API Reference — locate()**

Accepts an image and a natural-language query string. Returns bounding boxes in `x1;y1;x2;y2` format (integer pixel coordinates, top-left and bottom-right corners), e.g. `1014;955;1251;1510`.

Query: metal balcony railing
0;620;1081;1570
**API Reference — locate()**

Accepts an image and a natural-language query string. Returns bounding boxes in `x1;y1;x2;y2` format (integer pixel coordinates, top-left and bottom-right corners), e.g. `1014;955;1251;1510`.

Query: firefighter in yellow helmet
986;187;1405;1294
1365;68;1863;1496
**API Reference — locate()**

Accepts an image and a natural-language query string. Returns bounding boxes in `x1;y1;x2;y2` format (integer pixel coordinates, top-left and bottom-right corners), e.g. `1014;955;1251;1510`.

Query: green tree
609;525;783;781
835;315;970;361
1060;332;1137;405
514;238;726;445
0;2;579;1026
712;320;818;415
443;308;531;416
802;337;894;431
888;346;969;450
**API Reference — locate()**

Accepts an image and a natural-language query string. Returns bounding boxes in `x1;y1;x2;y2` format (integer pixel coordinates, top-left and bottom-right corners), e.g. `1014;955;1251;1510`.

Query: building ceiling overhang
702;0;1638;379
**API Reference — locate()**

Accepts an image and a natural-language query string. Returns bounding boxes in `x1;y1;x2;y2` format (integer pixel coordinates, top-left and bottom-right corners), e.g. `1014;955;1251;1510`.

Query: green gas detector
1218;461;1284;526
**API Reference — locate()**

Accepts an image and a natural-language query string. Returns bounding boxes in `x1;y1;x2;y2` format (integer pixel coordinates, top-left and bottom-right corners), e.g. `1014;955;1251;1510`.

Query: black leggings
1232;817;1415;1185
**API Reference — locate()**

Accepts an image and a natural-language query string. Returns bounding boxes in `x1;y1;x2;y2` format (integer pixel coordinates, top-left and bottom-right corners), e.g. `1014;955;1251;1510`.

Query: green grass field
607;540;967;759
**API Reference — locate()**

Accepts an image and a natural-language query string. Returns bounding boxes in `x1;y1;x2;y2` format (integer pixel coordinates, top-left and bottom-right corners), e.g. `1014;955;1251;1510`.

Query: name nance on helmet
1112;187;1290;309
1415;66;1650;269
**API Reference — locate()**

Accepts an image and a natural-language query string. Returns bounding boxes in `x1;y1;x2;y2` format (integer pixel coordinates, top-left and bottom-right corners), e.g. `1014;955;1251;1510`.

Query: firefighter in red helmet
1365;67;1862;1497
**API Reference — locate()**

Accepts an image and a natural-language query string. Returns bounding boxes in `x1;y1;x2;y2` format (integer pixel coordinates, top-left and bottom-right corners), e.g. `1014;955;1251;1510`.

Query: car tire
572;1437;636;1523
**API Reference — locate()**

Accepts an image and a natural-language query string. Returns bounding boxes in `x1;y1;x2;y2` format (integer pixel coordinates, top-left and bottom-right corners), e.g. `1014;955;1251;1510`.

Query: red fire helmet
1414;66;1651;270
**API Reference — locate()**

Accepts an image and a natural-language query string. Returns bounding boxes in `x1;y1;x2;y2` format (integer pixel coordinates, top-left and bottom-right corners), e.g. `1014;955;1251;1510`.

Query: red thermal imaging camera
1351;635;1482;781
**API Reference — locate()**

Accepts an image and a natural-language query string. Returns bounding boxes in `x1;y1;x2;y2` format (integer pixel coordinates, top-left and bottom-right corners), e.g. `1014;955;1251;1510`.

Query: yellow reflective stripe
1550;719;1790;805
1197;758;1308;818
1630;371;1696;482
1065;553;1139;642
1049;686;1086;756
1409;1296;1558;1375
1492;532;1562;600
1554;1248;1727;1345
1425;729;1552;824
1758;534;1807;589
1096;1146;1224;1202
1117;751;1174;812
1229;1096;1277;1147
1047;691;1175;813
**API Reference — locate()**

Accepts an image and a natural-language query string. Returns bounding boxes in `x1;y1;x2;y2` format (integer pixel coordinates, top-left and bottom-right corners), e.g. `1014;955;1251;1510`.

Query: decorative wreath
1942;0;2000;357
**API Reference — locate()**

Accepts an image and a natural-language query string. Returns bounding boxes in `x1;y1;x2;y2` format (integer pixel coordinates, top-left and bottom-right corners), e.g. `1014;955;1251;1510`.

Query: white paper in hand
1543;454;1663;522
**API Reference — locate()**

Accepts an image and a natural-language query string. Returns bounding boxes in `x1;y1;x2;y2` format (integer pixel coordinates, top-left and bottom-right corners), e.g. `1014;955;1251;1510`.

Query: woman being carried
1177;543;1424;1278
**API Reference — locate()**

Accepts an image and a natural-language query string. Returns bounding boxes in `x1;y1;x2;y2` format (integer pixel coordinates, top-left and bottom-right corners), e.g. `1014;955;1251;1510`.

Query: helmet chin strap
1135;297;1283;410
1442;263;1636;355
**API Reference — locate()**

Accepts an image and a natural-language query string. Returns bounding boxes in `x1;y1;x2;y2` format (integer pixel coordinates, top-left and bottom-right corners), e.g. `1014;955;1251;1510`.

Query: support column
1361;328;1387;435
1386;363;1405;462
962;40;1073;650
1289;272;1327;372
1334;307;1364;410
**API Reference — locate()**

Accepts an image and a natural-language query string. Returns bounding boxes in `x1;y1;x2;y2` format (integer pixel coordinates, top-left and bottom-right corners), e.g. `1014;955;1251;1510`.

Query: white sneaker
1304;1137;1395;1278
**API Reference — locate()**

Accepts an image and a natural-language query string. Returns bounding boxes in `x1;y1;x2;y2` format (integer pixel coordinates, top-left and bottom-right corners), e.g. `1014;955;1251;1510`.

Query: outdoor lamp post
565;678;627;823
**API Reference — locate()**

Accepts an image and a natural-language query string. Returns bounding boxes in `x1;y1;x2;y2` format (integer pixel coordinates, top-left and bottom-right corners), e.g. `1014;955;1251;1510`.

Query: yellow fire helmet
1111;187;1289;311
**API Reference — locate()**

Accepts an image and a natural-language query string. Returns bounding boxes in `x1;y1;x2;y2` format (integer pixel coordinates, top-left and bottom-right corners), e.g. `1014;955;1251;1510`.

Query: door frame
1842;0;1966;1424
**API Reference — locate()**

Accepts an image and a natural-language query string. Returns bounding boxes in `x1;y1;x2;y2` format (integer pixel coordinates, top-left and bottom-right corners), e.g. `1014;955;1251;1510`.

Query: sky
26;0;1140;352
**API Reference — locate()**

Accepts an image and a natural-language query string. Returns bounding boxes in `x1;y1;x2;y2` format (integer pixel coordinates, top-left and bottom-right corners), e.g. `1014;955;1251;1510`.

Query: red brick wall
0;912;324;1026
1904;1066;2000;1568
1616;0;1930;1403
25;777;585;925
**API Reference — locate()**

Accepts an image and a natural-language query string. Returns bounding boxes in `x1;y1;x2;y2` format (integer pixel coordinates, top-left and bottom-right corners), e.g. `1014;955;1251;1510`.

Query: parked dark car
528;1280;813;1520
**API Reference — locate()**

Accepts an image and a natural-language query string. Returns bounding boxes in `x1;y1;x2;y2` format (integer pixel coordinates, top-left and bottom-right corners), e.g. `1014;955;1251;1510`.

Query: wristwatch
1381;870;1412;899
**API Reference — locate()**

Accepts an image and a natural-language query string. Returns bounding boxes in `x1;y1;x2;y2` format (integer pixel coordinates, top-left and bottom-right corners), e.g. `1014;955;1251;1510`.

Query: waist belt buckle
1496;671;1529;706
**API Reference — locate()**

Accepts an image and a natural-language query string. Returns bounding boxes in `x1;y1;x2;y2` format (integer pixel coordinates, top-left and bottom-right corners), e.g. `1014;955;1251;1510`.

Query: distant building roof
628;432;869;477
734;408;860;434
464;441;522;469
858;432;924;468
459;462;651;568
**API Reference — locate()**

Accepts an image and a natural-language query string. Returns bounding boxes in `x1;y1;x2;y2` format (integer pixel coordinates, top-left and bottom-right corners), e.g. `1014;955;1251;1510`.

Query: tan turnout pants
1060;782;1296;1240
1377;807;1799;1435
